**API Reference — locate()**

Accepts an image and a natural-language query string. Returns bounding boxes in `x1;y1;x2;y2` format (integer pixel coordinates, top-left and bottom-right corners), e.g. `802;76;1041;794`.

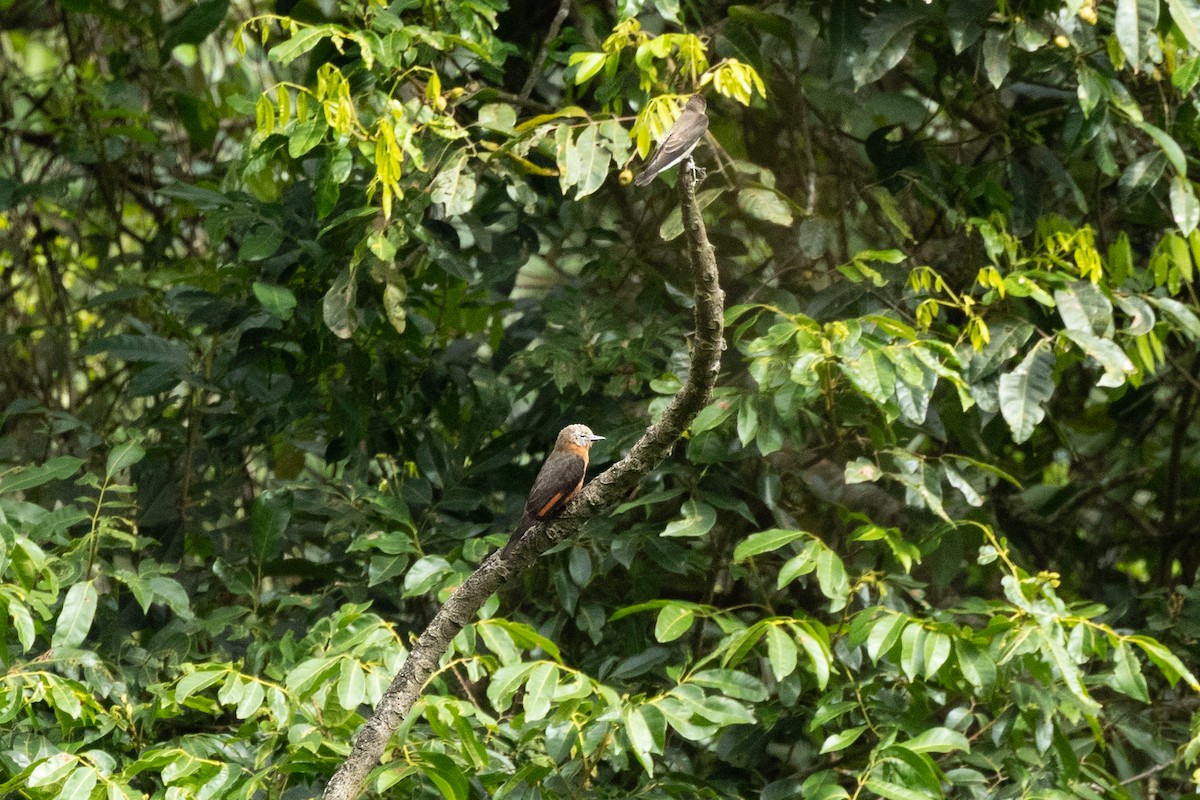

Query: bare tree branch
518;0;573;103
322;161;724;800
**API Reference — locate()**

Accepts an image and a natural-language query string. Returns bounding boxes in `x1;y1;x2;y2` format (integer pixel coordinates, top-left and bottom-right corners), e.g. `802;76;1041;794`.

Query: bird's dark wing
633;111;709;186
524;451;587;520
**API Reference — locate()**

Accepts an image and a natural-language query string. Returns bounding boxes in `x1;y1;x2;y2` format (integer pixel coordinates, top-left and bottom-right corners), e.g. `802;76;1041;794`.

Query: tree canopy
4;0;1200;798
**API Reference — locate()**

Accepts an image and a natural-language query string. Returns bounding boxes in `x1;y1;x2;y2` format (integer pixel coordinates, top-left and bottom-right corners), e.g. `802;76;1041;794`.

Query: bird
633;93;709;186
501;424;604;557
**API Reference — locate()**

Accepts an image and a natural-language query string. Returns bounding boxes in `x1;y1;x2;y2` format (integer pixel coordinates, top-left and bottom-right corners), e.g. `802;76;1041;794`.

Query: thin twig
1118;759;1174;786
519;0;572;103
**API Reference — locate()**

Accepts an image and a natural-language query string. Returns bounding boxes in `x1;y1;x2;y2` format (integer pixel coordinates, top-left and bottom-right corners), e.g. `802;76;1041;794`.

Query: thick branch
322;160;723;800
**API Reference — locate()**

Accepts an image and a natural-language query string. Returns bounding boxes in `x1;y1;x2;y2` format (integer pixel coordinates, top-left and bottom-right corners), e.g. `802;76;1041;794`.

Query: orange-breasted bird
501;424;604;557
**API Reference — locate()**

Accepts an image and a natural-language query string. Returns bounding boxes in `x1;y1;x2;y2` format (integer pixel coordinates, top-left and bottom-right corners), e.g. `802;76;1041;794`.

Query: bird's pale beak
589;434;605;441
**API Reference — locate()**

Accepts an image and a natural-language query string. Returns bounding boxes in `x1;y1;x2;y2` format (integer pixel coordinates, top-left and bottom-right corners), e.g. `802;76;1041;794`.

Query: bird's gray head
686;93;706;113
558;424;604;450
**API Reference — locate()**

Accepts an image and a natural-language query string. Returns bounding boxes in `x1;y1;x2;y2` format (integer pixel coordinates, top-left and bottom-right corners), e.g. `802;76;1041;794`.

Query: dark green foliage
4;0;1200;798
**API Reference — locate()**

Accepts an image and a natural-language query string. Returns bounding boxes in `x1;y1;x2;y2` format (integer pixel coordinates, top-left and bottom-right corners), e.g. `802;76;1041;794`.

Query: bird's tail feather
500;515;534;558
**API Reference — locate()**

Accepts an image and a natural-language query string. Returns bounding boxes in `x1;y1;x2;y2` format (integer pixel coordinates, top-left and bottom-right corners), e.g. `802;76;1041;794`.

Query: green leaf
1173;52;1200;93
1128;634;1200;689
1054;281;1113;335
572;124;610;199
568;546;592;587
814;545;850;609
844;458;883;484
840;346;896;405
820;725;866;754
251;490;293;563
899;621;927;680
417;751;469;800
902;726;970;753
1120;152;1168;202
734;528;808;561
316;158;341;219
1115;294;1155;335
923;632;952;678
866;613;907;662
983;29;1011;88
689;669;768;701
777;542;819;588
158;181;232;209
175;668;225;703
765;623;798;680
1109;641;1150;701
269;25;333;66
288;117;326;158
790;620;832;689
738;187;793;226
1116;0;1147;67
452;712;488;769
1171;176;1200;235
58;764;98;800
878;746;941;794
52;581;98;650
84;334;189;365
485;663;533;712
569;51;608;85
893;357;935;425
252;282;298;320
523;662;559;721
1138;121;1187;176
0;456;84;495
402;555;452;597
867;186;914;241
624;706;656;776
239;223;284;261
1170;0;1200;50
1152;296;1200;339
865;778;932;800
728;5;793;39
698;694;756;725
736;400;759;446
337;658;367;710
487;619;563;661
998;340;1055;444
430;150;477;216
964;319;1035;381
217;674;245;707
1168;231;1194;283
661;499;717;538
853;9;925;86
383;280;406;335
800;772;852;800
477;103;516;132
323;265;358;339
955;640;996;690
235;678;265;718
654;604;695;643
1060;329;1136;388
690;398;737;433
28;754;75;788
162;0;229;52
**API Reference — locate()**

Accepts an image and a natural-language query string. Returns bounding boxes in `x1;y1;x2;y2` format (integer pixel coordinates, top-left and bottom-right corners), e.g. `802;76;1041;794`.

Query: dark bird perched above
633;93;708;186
501;424;604;557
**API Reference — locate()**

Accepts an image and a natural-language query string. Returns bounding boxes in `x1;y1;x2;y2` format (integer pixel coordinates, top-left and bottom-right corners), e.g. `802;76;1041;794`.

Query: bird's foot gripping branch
322;162;724;800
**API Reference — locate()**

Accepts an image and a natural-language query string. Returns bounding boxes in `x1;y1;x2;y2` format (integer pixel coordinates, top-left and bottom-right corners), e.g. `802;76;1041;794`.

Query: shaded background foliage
4;0;1200;798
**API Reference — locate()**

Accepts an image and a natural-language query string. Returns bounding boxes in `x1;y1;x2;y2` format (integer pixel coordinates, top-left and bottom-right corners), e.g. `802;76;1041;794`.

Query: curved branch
322;161;724;800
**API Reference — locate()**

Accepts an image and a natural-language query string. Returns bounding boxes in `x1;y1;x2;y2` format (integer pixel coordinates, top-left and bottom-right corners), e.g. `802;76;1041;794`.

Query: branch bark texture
323;162;724;800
